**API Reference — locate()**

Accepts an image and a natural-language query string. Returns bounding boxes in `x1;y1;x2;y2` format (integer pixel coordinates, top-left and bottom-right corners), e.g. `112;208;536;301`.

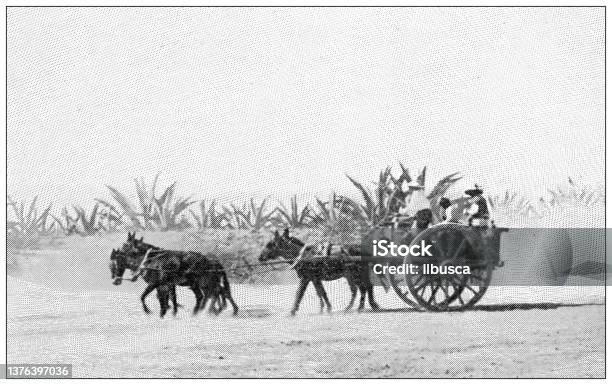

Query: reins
115;238;354;283
115;258;291;282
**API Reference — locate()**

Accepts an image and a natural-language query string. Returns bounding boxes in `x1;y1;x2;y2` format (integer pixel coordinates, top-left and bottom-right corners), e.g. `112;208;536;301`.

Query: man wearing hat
464;184;490;227
396;181;432;230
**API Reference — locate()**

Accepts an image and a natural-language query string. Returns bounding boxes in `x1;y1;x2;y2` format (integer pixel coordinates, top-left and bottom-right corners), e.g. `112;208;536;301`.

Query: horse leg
213;285;229;315
357;285;367;312
157;288;169;318
140;283;160;315
224;290;238;316
170;286;180;316
220;273;238;316
190;285;204;316
313;281;326;314
218;289;228;314
290;278;310;316
367;284;380;311
344;277;358;312
314;280;332;313
200;291;212;314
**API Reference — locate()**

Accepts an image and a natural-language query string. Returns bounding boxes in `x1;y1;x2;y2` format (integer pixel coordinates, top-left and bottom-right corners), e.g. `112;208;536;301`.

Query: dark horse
110;248;183;317
111;232;238;317
259;229;379;315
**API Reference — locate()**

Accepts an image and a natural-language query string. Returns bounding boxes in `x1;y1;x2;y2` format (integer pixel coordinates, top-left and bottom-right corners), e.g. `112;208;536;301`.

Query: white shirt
399;189;430;216
444;203;463;222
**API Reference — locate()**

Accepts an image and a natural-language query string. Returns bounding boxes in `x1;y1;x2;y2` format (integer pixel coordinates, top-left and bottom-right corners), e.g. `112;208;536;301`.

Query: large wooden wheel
381;230;421;308
403;223;494;311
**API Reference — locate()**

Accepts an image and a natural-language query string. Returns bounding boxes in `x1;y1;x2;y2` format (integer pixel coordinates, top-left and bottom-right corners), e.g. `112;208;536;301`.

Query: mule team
110;229;379;318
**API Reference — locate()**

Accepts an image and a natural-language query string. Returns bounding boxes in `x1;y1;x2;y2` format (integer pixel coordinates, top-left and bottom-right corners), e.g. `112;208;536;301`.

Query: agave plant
276;195;312;228
190;200;230;230
7;195;55;237
342;164;462;225
229;198;275;231
487;191;537;219
98;174;195;231
312;192;357;235
545;177;605;208
51;205;102;235
51;208;79;236
343;167;394;226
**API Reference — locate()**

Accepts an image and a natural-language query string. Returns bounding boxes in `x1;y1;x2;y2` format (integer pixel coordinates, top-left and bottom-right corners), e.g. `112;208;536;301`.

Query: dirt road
7;276;604;378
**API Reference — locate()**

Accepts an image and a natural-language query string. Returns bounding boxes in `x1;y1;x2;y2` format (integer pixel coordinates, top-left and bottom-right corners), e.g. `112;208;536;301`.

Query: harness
115;248;289;282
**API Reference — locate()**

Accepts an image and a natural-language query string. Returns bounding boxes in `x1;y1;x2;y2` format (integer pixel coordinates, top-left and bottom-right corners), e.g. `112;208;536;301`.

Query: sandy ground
6;232;605;378
7;277;604;378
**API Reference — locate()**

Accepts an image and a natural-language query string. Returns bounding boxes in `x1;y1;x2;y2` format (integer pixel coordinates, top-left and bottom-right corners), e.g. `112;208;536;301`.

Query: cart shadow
469;302;603;312
363;302;603;313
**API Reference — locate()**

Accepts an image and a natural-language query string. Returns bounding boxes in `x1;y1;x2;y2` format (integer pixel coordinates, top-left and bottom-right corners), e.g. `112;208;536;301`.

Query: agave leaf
398;163;411;184
106;184;142;228
88;203;99;228
346;174;375;216
426;172;461;200
95;198;122;217
150;173;160;201
190;209;202;229
157;182;176;209
26;196;38;226
416;166;427;186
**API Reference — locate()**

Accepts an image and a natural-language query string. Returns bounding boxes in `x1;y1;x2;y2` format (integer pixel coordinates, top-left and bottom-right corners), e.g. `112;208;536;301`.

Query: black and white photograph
4;5;606;379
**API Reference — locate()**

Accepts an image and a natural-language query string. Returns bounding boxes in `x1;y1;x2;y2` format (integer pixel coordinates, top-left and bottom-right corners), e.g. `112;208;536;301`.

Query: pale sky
7;7;605;208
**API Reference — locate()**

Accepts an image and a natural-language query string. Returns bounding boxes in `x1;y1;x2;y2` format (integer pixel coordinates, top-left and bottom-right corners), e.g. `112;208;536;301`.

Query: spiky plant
487;191;537;219
545;177;605;208
100;174;195;231
190;200;230;230
75;204;102;235
7;196;55;249
342;164;462;225
312;192;357;235
230;198;276;231
51;208;79;236
7;195;55;237
276;195;312;228
52;204;104;235
343;168;393;226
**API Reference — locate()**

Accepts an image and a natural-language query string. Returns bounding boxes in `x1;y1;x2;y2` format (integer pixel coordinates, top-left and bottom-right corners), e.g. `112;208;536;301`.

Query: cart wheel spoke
440;282;451;301
464;284;479;295
432;238;446;259
451;239;467;260
456;292;465;305
427;285;439;304
413;274;426;287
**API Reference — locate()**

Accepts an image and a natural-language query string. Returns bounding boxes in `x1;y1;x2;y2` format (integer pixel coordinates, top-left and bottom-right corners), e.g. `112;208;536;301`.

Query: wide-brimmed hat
406;181;425;190
464;184;484;196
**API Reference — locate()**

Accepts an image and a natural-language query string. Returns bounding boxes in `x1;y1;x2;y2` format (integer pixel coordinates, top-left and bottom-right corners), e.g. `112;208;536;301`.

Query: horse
110;248;183;317
259;228;379;316
113;232;238;317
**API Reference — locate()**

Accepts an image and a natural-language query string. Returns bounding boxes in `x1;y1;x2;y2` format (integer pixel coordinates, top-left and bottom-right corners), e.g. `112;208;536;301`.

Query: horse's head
120;231;149;255
259;228;304;262
109;248;128;285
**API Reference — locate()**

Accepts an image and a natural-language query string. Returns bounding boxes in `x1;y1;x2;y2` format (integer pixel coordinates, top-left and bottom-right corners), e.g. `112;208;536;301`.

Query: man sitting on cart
464;184;490;227
437;185;490;227
393;181;432;230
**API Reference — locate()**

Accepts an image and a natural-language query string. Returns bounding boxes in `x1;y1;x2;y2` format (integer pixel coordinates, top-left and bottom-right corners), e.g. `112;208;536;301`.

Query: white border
2;1;608;384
